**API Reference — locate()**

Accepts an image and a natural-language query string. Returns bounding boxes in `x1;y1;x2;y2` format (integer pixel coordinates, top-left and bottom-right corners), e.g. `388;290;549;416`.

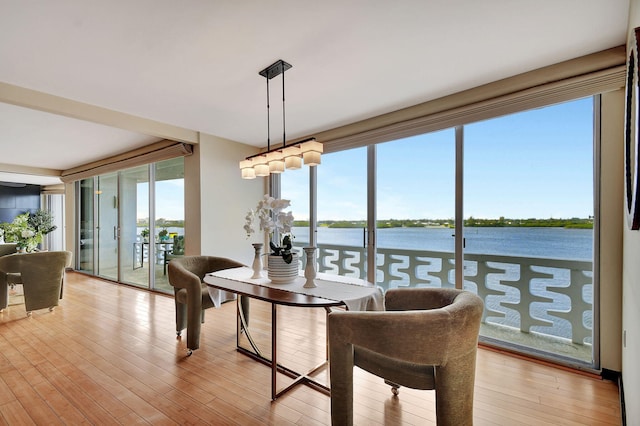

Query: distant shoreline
293;217;593;229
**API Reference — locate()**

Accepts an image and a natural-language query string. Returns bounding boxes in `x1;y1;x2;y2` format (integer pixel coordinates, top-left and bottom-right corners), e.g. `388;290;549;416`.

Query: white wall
195;133;265;266
623;1;640;422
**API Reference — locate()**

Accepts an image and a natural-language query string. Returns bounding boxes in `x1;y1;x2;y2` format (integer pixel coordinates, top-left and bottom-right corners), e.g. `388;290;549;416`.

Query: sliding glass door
153;158;186;292
78;178;94;273
76;158;184;294
96;172;118;281
120;165;149;287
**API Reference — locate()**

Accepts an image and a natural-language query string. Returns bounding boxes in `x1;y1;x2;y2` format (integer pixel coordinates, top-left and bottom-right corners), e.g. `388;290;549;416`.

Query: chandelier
239;60;323;179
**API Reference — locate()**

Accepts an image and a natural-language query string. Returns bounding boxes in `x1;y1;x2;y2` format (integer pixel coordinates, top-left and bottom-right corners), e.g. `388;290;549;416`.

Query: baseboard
600;369;625;426
618;373;626;426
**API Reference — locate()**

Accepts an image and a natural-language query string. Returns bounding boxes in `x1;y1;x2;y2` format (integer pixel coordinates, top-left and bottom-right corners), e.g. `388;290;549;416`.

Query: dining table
204;266;384;400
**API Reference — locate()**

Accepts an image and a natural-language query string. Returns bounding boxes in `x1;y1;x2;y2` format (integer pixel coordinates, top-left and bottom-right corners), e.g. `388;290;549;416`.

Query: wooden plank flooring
0;272;622;425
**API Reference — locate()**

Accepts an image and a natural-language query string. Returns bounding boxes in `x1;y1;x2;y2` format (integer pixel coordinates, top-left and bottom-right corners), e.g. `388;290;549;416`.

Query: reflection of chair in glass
167;256;245;355
329;288;484;426
0;251;73;315
164;235;185;275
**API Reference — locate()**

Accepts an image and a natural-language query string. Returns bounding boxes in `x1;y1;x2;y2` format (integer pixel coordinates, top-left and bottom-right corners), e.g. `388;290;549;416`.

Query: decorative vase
267;253;299;284
303;247;317;288
251;243;264;279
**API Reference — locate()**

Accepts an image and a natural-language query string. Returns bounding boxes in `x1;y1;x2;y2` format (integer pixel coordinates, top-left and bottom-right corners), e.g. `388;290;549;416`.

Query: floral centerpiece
245;195;297;283
244;194;295;262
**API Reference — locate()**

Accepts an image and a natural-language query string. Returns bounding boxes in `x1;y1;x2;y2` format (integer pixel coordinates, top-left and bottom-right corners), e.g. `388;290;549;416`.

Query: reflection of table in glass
132;241;173;270
204;266;384;400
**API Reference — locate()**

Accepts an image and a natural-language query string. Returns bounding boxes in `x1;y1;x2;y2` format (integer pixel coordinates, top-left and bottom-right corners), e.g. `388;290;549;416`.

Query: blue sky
137;179;185;221
283;97;594;221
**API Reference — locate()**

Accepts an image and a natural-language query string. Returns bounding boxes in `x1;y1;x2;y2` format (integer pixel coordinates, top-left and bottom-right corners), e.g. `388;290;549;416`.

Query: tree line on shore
293;217;593;229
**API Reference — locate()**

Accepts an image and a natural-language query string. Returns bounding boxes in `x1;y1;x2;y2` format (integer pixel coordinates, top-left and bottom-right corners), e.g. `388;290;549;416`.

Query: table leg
235;299;331;400
272;303;277;400
237;297;262;357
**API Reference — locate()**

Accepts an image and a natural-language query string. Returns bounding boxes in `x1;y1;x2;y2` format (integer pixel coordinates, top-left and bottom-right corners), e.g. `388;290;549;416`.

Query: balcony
295;242;593;365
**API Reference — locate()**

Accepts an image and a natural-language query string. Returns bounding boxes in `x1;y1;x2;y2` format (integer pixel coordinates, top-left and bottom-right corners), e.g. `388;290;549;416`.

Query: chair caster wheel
26;311;32;317
49;307;55;312
186;349;193;357
177;331;182;337
391;386;399;396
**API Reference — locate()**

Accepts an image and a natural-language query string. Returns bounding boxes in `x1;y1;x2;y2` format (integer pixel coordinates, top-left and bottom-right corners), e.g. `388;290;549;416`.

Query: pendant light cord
282;67;286;148
266;75;271;151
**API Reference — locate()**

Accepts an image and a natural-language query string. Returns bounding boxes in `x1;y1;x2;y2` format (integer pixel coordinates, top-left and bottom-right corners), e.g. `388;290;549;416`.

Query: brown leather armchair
0;251;72;315
167;256;245;355
328;287;484;426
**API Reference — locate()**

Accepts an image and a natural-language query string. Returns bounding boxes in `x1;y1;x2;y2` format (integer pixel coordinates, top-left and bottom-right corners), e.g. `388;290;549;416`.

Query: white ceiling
0;0;630;185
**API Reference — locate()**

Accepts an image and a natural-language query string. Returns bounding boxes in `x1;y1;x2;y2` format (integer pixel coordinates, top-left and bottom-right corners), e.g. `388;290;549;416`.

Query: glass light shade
303;150;322;166
283;146;302;169
300;140;323;166
300;140;324;154
267;151;285;173
241;167;256;179
239;159;256;179
253;157;270;177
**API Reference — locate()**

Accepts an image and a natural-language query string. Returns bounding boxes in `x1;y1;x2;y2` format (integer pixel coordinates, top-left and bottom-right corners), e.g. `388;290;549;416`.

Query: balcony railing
294;243;593;347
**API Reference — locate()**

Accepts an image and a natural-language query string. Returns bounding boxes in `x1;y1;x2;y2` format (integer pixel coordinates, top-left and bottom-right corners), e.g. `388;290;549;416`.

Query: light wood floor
0;272;622;425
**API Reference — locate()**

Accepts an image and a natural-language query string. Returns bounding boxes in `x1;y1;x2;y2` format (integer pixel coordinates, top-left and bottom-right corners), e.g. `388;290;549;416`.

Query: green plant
269;235;293;263
27;209;57;235
0;212;41;251
141;228;150;238
158;228;168;239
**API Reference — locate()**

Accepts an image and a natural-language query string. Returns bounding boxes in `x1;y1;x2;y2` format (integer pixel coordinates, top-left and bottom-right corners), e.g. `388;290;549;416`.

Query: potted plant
141;228;150;242
158;228;169;241
245;195;297;283
0;211;52;252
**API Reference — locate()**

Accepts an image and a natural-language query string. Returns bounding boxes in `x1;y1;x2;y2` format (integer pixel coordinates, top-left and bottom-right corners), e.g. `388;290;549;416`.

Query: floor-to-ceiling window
78;178;94;273
281;97;597;368
120;165;149;288
376;129;456;289
76;157;184;294
464;98;595;365
153;157;185;293
96;172;118;281
315;147;368;279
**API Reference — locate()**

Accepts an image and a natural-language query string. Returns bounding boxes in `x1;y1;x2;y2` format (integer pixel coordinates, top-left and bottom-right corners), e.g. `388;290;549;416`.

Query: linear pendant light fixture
239;59;323;179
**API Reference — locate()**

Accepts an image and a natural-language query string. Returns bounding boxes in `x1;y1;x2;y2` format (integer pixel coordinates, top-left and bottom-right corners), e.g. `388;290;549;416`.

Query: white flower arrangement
244;194;295;263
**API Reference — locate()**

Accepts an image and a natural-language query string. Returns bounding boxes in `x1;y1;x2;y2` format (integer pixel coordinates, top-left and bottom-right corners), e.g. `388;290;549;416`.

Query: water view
292;226;593;261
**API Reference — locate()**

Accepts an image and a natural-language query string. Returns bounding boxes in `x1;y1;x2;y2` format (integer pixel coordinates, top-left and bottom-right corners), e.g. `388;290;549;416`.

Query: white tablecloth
207;266;384;311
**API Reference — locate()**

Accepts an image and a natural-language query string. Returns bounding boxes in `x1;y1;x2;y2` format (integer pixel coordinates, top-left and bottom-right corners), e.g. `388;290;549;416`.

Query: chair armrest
167;262;202;293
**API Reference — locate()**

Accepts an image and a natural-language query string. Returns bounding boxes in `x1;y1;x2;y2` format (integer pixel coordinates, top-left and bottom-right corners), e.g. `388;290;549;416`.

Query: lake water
292;226;593;261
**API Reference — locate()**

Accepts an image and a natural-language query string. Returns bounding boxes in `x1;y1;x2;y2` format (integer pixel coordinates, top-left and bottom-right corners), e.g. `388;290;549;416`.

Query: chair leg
175;300;187;336
384;379;400;395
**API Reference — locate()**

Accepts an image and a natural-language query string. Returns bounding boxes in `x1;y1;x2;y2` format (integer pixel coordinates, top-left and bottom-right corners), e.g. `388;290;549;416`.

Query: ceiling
0;0;630;185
